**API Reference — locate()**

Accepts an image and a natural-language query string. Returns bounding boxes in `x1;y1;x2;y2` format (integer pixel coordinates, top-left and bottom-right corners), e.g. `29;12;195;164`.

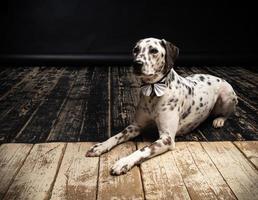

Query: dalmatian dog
86;38;238;175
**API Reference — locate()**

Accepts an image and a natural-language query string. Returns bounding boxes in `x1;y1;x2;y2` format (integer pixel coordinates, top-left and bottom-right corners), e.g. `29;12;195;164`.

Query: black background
1;1;258;65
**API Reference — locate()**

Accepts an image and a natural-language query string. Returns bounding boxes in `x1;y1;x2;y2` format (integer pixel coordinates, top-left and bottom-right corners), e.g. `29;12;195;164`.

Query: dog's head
132;38;179;83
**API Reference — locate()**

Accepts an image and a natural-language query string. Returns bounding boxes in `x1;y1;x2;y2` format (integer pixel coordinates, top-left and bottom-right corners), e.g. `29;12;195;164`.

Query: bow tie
141;82;167;96
140;72;169;97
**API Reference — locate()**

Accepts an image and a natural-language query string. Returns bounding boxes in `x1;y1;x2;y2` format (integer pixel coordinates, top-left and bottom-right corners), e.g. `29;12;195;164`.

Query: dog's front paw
110;157;134;176
85;143;109;157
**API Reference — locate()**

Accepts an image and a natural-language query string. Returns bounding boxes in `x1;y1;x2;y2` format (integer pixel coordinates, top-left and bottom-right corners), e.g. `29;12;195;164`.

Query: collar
140;70;170;97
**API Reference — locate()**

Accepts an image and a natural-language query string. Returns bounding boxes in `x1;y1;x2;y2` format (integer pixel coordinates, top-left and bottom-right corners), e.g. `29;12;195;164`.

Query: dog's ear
161;39;179;69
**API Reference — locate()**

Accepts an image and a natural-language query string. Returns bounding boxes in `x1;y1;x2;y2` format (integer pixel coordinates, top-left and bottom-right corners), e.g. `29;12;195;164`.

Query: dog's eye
149;48;158;54
133;47;140;54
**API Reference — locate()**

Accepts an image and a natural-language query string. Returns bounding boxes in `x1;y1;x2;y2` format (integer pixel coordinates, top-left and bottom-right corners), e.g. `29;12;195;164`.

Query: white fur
86;38;238;175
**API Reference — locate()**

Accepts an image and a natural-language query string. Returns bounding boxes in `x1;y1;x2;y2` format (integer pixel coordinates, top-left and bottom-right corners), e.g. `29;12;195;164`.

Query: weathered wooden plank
187;142;237;199
47;68;90;142
0;143;33;199
98;142;144;199
50;142;99;200
138;142;191;200
0;67;65;143
201;141;258;200
80;67;109;142
234;67;258;86
234;141;258;169
172;142;220;199
0;67;43;118
13;68;77;143
0;67;33;98
0;67;11;79
111;67;140;134
3;143;66;200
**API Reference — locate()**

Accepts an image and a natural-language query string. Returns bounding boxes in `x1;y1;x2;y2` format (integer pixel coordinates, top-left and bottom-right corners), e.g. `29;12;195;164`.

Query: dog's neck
140;69;175;97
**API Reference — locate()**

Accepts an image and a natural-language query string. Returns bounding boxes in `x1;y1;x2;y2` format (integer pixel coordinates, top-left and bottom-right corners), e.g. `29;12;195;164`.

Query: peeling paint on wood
0;143;33;198
50;143;99;200
3;143;66;200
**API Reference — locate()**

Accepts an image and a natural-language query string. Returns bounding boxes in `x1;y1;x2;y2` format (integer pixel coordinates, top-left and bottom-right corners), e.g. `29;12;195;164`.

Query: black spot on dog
162;137;172;145
169;98;174;102
122;129;128;134
217;79;220;82
199;76;205;81
171;72;175;81
140;146;147;152
192;100;195;105
200;103;203;107
196;107;199;111
207;81;211;85
188;86;191;95
177;80;180;84
162;108;167;111
161;53;164;57
200;97;203;101
182;106;192;119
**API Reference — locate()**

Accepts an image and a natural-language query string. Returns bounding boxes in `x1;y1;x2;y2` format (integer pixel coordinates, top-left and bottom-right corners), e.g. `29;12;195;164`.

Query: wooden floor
0;141;257;200
0;66;258;199
0;66;257;143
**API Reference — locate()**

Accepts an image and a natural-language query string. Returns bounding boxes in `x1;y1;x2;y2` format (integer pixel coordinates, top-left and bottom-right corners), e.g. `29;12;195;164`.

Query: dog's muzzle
133;60;143;75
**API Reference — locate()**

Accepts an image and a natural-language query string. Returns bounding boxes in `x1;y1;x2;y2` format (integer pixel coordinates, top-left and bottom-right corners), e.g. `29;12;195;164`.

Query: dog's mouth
133;69;154;77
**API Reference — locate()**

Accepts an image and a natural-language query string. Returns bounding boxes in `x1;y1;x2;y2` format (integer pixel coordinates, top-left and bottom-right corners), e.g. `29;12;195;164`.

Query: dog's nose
133;60;143;75
133;60;143;68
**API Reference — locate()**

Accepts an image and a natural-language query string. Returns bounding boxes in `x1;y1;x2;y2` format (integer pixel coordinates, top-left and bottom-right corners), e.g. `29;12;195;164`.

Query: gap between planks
1;141;258;200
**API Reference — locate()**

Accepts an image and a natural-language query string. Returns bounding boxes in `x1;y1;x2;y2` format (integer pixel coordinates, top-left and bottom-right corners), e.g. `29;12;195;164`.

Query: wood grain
47;68;90;142
111;67;140;134
50;142;99;200
0;143;33;199
234;141;258;169
201;141;258;200
79;67;109;141
138;142;190;200
13;68;77;143
172;142;219;200
98;142;144;200
0;67;33;98
187;142;236;199
3;143;66;200
0;67;64;143
0;67;44;118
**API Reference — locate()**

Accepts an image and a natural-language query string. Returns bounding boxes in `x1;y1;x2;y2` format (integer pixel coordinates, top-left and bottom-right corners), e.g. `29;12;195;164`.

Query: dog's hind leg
212;81;238;128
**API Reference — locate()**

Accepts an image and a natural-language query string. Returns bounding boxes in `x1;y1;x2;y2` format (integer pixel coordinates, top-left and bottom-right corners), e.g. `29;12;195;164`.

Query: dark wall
1;1;258;64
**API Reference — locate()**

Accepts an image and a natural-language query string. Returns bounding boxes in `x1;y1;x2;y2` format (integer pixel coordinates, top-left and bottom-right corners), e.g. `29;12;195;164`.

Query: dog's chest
142;89;180;117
